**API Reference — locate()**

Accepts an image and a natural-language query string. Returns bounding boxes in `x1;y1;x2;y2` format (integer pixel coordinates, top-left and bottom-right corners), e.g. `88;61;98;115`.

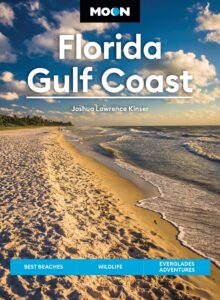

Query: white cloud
35;16;51;31
47;110;75;123
0;106;46;118
139;50;218;103
0;71;55;103
28;108;44;115
41;97;56;103
204;31;220;44
48;110;62;114
77;84;108;97
11;104;28;109
0;3;14;26
54;10;118;35
0;71;27;96
29;0;40;12
0;107;46;118
0;32;16;63
66;105;220;126
0;71;14;82
124;33;131;40
0;93;18;101
18;1;51;32
195;3;220;31
139;50;216;86
27;30;57;56
0;107;14;113
17;0;41;16
195;2;220;44
48;110;72;116
26;10;118;60
191;86;220;103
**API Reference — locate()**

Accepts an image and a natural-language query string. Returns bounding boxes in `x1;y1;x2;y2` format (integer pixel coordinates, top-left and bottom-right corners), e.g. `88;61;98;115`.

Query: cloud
0;71;27;99
54;10;118;35
194;2;220;44
35;16;51;31
39;97;56;103
139;50;218;103
17;0;52;35
0;71;14;82
0;92;19;101
47;110;74;123
124;33;132;40
76;84;108;97
0;106;46;118
0;107;14;113
180;105;220;125
0;33;16;63
17;0;41;16
11;104;28;109
139;50;216;86
0;3;14;26
0;72;25;101
19;1;51;31
26;10;118;60
204;31;220;44
65;104;220;126
0;71;56;103
28;108;45;115
29;0;40;13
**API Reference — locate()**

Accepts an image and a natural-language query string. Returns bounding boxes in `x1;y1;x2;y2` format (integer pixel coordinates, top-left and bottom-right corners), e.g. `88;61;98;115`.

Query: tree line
0;114;72;128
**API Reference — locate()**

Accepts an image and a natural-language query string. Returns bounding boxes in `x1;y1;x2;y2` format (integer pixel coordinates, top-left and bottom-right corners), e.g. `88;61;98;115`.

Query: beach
0;128;220;299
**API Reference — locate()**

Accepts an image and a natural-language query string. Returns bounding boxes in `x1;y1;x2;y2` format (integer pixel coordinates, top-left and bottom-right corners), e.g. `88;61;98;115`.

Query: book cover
0;0;219;299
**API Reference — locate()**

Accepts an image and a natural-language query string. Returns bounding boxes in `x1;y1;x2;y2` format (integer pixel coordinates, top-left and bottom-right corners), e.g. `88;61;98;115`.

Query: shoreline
66;130;220;269
116;160;220;270
138;198;220;270
60;131;220;298
1;127;219;299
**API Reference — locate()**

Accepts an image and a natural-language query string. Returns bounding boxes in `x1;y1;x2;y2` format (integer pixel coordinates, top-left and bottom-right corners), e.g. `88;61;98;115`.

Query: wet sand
0;128;219;299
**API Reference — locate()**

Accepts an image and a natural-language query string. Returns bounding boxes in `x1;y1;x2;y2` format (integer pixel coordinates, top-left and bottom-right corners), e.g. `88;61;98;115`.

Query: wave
196;136;220;142
115;159;220;268
130;128;151;134
64;131;83;143
182;133;219;139
115;135;133;142
99;135;133;159
99;142;124;160
66;127;220;268
130;128;175;140
184;141;220;162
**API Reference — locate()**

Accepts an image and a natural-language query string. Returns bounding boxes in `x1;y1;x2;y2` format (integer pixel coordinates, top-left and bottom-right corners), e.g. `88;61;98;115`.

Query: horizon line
26;96;194;99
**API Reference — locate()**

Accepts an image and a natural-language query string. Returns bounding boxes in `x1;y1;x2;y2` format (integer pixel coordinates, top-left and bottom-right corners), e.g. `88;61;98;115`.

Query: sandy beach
0;128;219;299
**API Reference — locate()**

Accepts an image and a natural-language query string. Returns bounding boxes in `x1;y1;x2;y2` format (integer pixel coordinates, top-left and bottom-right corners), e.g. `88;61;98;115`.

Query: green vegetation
0;114;72;129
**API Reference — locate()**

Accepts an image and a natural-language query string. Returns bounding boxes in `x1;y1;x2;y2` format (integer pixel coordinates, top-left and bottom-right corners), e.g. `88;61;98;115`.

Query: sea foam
115;159;220;268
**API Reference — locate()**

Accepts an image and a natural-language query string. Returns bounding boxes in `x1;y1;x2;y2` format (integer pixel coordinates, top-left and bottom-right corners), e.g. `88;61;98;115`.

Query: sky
0;0;220;126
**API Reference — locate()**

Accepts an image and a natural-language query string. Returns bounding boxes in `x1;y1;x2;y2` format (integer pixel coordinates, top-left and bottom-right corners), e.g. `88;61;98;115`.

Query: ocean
64;126;220;267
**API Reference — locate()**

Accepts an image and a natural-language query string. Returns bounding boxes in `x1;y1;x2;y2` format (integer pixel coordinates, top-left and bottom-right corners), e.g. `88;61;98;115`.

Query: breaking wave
184;141;220;163
115;159;220;268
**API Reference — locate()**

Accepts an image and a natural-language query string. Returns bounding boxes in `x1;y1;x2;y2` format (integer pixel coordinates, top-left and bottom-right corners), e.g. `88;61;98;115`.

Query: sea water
65;126;220;267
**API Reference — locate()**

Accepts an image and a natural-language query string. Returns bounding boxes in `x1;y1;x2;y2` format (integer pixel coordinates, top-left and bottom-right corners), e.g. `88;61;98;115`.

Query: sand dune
0;128;219;299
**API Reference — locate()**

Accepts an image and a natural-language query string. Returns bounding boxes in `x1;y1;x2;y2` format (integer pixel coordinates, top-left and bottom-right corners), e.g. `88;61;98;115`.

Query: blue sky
0;0;220;125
